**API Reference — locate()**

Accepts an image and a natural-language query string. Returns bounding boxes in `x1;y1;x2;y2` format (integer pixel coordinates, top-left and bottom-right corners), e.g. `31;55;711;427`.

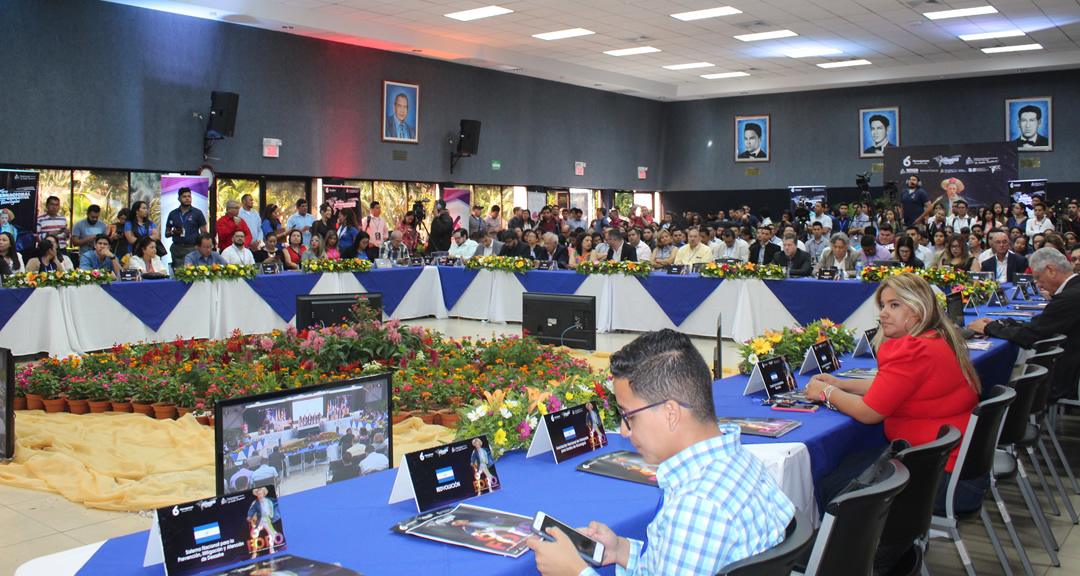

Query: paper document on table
966;340;993;351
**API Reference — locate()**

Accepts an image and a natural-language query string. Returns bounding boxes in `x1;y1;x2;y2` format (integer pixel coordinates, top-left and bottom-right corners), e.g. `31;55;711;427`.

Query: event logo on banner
0;169;39;252
789;186;826;215
884;142;1018;209
443;188;470;230
160;176;210;266
323;185;362;220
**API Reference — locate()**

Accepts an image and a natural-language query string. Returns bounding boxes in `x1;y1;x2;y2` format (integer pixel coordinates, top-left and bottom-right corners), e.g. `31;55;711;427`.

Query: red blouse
862;332;978;472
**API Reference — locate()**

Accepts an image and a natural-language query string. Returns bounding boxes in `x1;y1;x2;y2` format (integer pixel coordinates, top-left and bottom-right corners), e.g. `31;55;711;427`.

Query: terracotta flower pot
42;397;68;413
132;402;155;417
196;415;210;426
208;415;216;427
436;411;461;429
111;401;133;413
66;399;90;415
408;410;436;425
88;400;111;413
152;402;177;420
14;397;26;410
25;394;44;410
391;413;409;425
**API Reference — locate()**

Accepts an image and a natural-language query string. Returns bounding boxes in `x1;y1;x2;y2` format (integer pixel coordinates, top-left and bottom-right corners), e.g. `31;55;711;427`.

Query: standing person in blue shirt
71;205;109;259
899;176;932;227
286;198;316;247
79;235;121;277
165;187;208;268
527;329;794;576
261;204;286;249
337;208;359;252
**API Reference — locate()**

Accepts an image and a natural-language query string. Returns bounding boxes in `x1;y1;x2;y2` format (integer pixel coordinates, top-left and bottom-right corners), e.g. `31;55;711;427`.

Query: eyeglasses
616;399;694;431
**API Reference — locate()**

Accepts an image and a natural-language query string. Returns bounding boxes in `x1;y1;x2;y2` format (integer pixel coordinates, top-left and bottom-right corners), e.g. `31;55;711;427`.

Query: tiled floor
3;318;1079;575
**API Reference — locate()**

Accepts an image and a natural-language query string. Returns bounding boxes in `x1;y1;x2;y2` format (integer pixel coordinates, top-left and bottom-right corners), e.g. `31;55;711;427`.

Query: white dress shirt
449;238;478;259
1025;216;1054;239
222;244;255;265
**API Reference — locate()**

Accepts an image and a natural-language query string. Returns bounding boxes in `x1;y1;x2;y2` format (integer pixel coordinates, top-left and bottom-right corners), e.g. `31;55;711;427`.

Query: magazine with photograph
715;417;802;438
391;504;533;558
836;367;878;379
575;450;659;486
205;554;363;576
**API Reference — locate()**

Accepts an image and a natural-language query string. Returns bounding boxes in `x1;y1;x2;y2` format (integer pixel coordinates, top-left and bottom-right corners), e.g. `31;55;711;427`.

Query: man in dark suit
980;231;1029;284
472;228;503;258
533;231;570;269
498;230;532;258
863;114;893;155
771;234;813;277
738;122;766;159
1012;104;1050;148
970;248;1080;400
748;226;780;265
602;229;638;262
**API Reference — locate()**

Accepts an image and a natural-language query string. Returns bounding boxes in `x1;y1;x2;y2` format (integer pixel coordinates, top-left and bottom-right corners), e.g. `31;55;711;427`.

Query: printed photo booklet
205;554;363;576
715;417;801;438
391;504;533;558
575;450;659;486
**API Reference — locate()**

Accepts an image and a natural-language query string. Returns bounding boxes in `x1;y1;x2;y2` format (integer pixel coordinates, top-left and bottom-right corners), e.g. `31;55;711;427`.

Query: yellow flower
820;319;835;329
750;337;773;355
565;392;574;401
538;402;548;415
494;429;507;445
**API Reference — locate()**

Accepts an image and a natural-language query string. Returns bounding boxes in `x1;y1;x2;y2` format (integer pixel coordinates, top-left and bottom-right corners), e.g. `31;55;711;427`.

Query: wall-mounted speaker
457;119;481;155
208;91;239;137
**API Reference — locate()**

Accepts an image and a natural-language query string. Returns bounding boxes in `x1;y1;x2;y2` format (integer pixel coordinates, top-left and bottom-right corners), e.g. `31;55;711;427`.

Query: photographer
428;200;453;252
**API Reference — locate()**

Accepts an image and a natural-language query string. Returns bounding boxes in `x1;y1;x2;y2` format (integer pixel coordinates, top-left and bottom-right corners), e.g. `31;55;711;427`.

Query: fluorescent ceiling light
532;28;594;40
671;6;742;21
604;46;662;56
817;59;872;68
445;6;513;21
785;48;843;58
981;43;1043;53
959;30;1025;41
663;62;715;70
923;6;998;20
701;71;750;79
735;29;798;42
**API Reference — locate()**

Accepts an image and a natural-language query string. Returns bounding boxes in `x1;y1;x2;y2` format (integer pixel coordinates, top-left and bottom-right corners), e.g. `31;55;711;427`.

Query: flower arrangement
465;256;533;274
859;265;907;283
698;261;785;280
301;258;373;273
2;269;112;289
174;264;258;284
918;267;969;287
736;318;858;374
949;279;999;305
574;260;653;277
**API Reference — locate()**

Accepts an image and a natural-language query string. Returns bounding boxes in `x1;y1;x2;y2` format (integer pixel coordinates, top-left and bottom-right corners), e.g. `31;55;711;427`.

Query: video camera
412;199;429;223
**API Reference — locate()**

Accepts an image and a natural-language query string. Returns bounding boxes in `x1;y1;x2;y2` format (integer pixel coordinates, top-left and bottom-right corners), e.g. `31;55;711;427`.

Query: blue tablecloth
354;268;425;316
101;281;192;332
636;274;724;326
0;286;32;332
764;278;879;326
245;272;324;322
436;266;479;311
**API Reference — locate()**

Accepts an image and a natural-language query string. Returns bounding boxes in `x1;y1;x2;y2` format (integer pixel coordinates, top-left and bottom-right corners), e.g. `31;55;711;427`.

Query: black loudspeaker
208;91;239;137
457;120;481;155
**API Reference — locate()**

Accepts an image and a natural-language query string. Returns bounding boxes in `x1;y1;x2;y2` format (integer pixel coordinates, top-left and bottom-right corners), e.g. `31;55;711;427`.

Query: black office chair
794;460;910;576
286;452;303;476
1025;346;1077;524
326;459;344;483
1043;335;1080;496
302;450;316;473
878;425;962;576
930;385;1016;576
715;511;813;576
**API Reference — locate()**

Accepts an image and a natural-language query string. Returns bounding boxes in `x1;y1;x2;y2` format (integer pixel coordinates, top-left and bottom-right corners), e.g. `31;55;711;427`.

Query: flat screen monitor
295;292;383;331
215;372;392;497
0;347;12;460
522;293;596;350
1008;179;1047;207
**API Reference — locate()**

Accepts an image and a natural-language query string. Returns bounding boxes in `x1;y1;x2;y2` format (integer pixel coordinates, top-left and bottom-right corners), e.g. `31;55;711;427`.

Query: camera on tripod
412;199;429;223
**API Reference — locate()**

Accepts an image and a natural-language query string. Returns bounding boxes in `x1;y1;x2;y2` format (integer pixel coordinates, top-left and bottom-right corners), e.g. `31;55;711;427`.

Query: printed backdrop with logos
322;185;362;222
884;142;1018;209
0;169;39;252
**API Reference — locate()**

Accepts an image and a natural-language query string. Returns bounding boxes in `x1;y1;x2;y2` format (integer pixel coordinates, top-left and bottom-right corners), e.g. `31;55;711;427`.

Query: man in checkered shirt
528;329;794;576
36;195;69;249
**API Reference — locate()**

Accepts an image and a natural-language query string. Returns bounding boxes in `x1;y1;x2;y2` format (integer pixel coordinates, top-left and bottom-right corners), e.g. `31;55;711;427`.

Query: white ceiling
104;0;1080;100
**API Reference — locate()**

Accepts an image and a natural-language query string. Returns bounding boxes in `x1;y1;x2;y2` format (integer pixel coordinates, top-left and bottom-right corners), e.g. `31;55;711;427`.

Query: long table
0;268;884;357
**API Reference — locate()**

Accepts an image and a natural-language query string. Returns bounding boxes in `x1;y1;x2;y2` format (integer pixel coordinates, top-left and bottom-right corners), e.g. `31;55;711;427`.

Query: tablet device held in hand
531;512;605;566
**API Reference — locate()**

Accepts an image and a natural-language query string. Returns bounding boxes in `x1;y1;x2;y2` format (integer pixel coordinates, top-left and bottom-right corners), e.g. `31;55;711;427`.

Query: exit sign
492;160;501;171
262;138;281;158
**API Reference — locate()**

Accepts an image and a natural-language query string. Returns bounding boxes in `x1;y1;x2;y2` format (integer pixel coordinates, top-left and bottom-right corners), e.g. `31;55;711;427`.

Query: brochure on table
715;417;802;438
576;450;659;486
852;327;878;358
205;554;363;576
144;486;286;576
799;340;840;375
743;356;796;396
389;435;501;512
526;402;608;463
391;503;533;558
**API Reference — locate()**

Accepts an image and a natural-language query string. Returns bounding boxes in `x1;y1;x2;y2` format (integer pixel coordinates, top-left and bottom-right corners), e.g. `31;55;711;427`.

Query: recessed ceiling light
663;62;715;70
603;46;662;56
445;6;513;21
701;71;750;79
671;6;742;21
533;28;594;40
923;6;998;20
817;59;872;68
735;29;798;42
982;43;1043;53
785;48;843;58
959;30;1025;41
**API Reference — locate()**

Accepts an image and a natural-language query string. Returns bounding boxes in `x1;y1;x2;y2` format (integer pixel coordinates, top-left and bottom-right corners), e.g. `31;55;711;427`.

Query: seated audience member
523;229;540;255
980;231;1027;283
814;232;860;277
627;228;652;262
1013;234;1031;256
379;230;411;264
301;234;326;263
184;233;227;267
222;230;256;265
805;221;830;259
25;238;62;272
333;451;361;482
230;460;256;491
79;234;122;276
534;232;570;269
601;229;637;262
808;273;985;513
858;233;893;266
323;229;342;260
674;227;714;266
262;204;287;249
970;248;1080;400
499;230;533;259
641;226;656;250
929;234;976;271
748;226;780;265
130;236;167;274
71;204;109;258
568;232;594;270
340;230;370;260
250;458;279;487
372;432;388;453
449;228;478;260
359;444;389;475
771;233;812;276
472;228;503;258
283;230;306;270
0;231;22;274
253;240;285;265
527;329;793;576
1073;247;1080;275
876;223;897;254
894;236;925;269
712;228;748;262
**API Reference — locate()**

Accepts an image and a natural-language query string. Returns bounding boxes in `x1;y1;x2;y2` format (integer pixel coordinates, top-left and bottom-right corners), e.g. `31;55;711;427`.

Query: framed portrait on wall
859;106;899;158
382;80;420;144
1005;96;1052;152
734;115;769;163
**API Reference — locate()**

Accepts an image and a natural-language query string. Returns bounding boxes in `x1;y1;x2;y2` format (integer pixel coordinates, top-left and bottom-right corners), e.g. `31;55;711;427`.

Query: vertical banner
160;176;210;266
884;142;1018;209
788;186;827;216
0;169;40;252
443;188;471;231
323;185;362;221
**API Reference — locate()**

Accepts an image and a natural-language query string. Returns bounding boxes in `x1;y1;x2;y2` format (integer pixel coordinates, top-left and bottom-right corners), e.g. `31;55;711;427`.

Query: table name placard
799;340;840;375
389;435;501;513
987;286;1009;307
258;262;280;275
743;355;795;397
119;268;141;282
853;327;878;358
526;402;608;463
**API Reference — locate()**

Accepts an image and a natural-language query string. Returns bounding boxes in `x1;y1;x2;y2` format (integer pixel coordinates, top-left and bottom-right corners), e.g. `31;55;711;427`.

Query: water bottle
855;257;864;279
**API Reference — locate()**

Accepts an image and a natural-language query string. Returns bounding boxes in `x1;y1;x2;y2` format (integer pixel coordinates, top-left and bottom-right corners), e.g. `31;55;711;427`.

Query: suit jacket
385;116;415;139
748;241;780;265
603;242;638;262
499;241;532;259
771;249;813;277
985;275;1080;400
474;240;503;258
813;248;861;277
1014;134;1050;148
712;241;749;262
533;245;570;269
979;252;1028;284
864;142;889;154
738;149;766;159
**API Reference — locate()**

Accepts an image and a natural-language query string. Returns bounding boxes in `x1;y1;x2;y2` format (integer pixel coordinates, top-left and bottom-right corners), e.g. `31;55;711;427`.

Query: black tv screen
1008;179;1047;207
522;293;596;350
0;347;12;460
295;292;383;331
215;372;392;497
